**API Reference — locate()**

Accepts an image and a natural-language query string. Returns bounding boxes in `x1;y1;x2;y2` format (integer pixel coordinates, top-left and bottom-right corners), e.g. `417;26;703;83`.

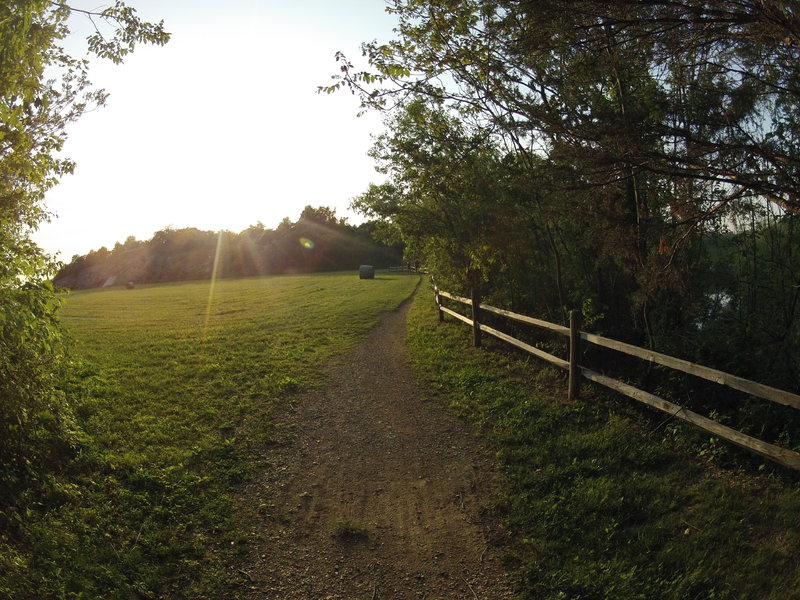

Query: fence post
470;274;482;348
434;286;444;322
569;309;581;400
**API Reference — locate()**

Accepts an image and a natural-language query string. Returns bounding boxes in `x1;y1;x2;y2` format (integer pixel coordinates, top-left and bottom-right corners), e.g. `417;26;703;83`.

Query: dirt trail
239;286;515;599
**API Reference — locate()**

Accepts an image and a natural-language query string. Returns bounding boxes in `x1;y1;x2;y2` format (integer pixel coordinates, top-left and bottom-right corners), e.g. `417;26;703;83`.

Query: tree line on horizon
54;205;404;289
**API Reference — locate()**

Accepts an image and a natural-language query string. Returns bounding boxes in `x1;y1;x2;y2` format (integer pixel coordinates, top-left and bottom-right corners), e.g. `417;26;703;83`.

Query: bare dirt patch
238;286;515;599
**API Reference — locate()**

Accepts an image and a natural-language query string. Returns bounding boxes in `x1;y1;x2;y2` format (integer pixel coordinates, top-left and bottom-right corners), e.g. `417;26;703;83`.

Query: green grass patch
1;272;419;599
407;280;800;600
330;519;370;543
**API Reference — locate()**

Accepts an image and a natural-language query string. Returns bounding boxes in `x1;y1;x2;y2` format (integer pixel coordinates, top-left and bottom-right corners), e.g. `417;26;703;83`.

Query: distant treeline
54;206;403;289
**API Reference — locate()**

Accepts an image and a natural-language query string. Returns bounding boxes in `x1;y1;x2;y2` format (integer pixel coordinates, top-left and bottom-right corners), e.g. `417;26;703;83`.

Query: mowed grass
8;272;419;599
406;280;800;600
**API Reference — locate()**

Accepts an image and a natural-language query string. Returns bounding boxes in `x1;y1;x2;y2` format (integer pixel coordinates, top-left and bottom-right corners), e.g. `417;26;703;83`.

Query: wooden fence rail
434;286;800;470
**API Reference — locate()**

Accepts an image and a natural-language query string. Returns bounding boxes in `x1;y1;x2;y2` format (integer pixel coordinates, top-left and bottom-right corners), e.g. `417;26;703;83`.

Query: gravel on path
238;285;515;599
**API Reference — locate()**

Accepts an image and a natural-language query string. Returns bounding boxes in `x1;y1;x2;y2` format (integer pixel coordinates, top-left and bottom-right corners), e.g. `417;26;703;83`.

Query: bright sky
33;0;396;261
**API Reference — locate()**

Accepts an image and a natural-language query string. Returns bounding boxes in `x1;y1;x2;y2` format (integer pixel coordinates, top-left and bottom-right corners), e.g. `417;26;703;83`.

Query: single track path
239;285;514;599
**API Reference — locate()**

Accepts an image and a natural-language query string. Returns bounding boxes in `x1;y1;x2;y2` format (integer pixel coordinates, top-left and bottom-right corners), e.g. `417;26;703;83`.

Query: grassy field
7;272;799;599
3;272;419;599
406;280;800;600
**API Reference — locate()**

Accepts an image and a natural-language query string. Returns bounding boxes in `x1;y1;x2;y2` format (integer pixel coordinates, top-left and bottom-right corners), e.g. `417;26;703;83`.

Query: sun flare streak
202;231;224;341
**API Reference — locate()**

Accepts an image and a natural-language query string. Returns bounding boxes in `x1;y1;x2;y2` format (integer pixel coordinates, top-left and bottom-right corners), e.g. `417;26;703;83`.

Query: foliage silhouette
54;207;403;289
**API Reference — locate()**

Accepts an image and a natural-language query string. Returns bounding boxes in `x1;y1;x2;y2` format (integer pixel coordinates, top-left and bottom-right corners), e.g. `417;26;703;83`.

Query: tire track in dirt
239;284;515;599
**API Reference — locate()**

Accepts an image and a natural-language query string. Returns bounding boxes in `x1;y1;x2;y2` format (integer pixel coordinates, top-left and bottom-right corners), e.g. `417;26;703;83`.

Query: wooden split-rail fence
434;286;800;471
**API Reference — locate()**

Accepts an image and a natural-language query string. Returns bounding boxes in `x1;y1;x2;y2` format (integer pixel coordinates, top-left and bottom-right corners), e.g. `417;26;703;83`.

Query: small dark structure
359;265;375;280
126;281;135;289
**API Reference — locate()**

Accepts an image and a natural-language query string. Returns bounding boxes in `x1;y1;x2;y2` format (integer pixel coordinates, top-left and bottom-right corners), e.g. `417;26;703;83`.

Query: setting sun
34;0;394;261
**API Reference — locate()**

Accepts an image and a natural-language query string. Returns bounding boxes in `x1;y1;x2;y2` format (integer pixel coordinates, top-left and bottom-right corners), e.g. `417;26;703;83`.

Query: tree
326;0;800;220
299;205;344;226
352;98;518;293
326;0;800;453
326;0;800;343
1;0;168;529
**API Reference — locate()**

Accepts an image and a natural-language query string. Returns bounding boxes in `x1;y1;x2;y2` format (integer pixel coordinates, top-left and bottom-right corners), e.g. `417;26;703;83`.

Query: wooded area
331;0;800;457
53;206;402;289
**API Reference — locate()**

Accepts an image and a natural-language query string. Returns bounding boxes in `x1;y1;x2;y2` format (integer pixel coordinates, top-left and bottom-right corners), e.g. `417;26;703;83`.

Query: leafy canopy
325;0;800;218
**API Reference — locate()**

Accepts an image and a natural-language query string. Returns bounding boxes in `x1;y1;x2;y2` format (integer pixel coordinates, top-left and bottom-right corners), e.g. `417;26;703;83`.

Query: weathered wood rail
434;286;800;470
389;264;424;273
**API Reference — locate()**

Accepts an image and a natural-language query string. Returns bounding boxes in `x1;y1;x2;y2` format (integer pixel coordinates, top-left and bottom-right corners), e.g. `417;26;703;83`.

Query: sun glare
202;230;225;341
